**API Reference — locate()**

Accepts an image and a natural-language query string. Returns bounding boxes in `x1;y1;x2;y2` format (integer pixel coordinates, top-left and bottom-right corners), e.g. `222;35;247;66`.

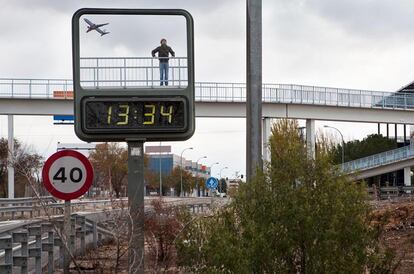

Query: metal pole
404;124;407;145
159;141;162;197
128;141;144;274
180;155;183;197
246;0;263;180
63;200;71;274
262;117;271;163
7;115;14;198
387;123;389;138
196;156;207;197
219;167;228;194
306;119;316;160
180;147;193;197
209;162;219;197
324;125;345;164
395;124;398;143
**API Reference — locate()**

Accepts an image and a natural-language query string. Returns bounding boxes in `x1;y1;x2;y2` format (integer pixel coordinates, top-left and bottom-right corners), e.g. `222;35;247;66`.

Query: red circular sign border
42;150;94;201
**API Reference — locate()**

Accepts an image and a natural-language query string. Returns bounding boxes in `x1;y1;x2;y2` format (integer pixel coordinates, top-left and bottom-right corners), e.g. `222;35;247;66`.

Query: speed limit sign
42;150;94;200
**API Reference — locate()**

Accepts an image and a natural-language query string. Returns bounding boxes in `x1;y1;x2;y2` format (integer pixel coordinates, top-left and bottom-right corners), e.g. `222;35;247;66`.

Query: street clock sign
72;8;195;142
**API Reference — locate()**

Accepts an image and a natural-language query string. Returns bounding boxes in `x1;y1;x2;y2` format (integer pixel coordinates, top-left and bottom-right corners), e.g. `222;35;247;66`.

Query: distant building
145;145;210;177
147;154;211;178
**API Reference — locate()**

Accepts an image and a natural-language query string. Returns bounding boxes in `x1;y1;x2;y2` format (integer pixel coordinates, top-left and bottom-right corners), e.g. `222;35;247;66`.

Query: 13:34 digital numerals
107;104;174;126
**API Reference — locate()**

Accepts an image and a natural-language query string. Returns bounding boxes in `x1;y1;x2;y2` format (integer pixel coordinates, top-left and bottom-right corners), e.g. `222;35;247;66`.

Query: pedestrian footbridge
1;77;414;124
342;145;414;184
0;57;412;123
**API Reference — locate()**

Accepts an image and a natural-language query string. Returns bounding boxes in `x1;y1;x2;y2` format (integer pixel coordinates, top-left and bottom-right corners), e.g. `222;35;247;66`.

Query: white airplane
84;18;110;36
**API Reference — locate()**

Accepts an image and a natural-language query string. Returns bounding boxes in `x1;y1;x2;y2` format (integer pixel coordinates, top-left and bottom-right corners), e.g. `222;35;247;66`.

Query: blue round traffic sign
206;177;219;190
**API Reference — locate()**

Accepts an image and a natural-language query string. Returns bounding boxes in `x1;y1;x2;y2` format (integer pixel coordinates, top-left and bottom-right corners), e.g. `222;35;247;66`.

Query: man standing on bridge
152;38;175;86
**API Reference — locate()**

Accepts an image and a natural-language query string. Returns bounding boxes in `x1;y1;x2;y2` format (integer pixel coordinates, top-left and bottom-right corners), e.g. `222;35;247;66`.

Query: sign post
64;200;71;274
42;150;94;273
127;142;145;272
206;177;219;205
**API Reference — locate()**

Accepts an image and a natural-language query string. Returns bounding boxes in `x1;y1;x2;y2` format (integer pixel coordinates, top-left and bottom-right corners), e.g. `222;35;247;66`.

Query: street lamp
210;162;219;176
219;166;229;179
298;126;306;141
180;147;193;197
195;156;207;197
219;167;228;193
324;125;345;164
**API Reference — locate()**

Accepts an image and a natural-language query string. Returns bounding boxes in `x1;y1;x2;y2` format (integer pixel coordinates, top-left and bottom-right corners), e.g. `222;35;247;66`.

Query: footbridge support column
306;119;316;160
411;125;414;146
404;167;412;186
262;118;271;163
7;115;14;198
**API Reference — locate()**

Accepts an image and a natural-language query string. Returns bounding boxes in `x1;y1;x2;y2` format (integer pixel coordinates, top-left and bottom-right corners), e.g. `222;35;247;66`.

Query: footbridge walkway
1;78;414;125
342;145;414;186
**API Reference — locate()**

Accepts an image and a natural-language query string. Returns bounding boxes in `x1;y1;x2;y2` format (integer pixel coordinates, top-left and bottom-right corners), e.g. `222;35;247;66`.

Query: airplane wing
84;18;94;26
95;27;106;35
96;23;109;28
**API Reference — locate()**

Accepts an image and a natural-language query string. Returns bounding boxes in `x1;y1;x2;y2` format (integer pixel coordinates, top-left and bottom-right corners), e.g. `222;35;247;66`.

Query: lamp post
219;166;228;193
324;125;345;164
180;147;193;197
298;126;306;141
196;156;207;197
210;162;219;176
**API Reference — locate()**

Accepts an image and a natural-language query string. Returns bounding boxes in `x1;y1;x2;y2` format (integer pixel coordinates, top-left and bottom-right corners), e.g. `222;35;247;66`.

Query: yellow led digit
160;105;173;124
117;104;129;125
107;105;112;124
143;104;156;125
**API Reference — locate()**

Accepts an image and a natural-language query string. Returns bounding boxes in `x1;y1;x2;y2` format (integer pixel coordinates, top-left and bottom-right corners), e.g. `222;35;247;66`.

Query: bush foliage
176;119;396;273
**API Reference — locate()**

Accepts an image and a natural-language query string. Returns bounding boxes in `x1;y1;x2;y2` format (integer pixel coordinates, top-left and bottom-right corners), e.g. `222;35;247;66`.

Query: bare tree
89;143;128;198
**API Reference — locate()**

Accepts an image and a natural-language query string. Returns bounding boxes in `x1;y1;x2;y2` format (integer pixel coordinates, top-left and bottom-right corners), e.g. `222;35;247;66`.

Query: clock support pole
127;141;145;274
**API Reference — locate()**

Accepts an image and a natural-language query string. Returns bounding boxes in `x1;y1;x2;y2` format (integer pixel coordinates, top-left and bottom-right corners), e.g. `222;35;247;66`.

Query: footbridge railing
341;145;414;173
1;78;414;111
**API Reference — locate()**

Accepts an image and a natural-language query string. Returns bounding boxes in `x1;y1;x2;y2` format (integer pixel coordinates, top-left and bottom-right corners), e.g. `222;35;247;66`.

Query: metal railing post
48;231;54;274
54;236;64;268
146;68;149;86
13;231;28;274
151;58;154;87
171;59;175;86
77;216;86;255
0;237;12;272
47;79;50;98
11;79;14;97
120;67;123;87
124;58;127;88
96;58;99;88
92;220;98;248
28;226;42;274
29;79;32;98
405;93;407;110
41;223;55;274
178;58;181;87
232;83;235;102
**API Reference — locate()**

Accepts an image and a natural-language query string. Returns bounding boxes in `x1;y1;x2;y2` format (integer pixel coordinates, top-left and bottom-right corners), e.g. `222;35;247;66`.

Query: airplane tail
101;31;110;36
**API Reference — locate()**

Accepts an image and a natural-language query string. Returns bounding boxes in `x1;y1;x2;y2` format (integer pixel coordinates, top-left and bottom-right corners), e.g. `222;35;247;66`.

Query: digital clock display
83;97;187;133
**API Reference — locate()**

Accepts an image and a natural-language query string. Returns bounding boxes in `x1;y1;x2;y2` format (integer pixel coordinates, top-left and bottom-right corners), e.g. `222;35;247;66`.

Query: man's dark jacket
152;45;175;62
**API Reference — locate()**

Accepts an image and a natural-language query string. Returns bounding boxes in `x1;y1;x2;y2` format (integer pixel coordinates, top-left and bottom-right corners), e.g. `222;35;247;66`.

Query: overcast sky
1;0;414;178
